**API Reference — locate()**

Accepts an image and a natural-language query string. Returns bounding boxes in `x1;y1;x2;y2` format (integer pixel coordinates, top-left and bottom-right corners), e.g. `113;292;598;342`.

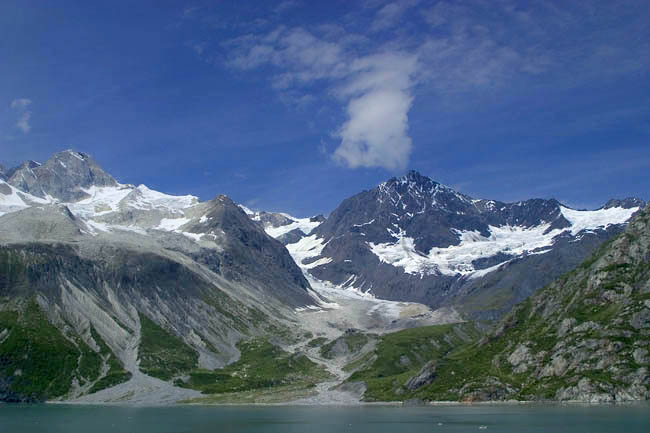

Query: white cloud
16;111;32;133
371;0;419;32
10;98;32;133
335;88;413;171
216;1;650;172
274;1;299;14
334;53;417;171
227;28;417;171
10;98;31;109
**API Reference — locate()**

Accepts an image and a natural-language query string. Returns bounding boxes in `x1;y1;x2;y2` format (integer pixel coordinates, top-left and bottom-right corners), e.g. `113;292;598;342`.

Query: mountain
345;203;650;402
0;151;454;405
1;151;646;404
282;170;644;319
0;151;322;402
6;151;117;202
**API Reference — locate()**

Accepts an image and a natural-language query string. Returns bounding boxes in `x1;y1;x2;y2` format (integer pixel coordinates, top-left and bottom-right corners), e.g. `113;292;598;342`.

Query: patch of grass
180;338;331;394
307;337;328;348
0;301;103;401
342;351;375;373
138;313;198;381
346;323;482;401
181;383;317;404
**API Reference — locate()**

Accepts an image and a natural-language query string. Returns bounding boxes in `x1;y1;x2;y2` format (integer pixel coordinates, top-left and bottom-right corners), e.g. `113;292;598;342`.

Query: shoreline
44;398;650;408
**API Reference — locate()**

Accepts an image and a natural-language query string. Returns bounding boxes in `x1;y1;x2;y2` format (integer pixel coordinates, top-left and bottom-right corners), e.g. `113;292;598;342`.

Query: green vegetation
138;313;198;380
181;383;317;404
87;327;131;394
0;301;128;401
307;337;328;348
342;351;375;373
345;323;482;401
0;302;79;400
180;338;331;394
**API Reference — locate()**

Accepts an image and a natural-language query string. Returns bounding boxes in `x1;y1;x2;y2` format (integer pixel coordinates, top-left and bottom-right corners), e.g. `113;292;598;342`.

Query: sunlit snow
369;206;639;278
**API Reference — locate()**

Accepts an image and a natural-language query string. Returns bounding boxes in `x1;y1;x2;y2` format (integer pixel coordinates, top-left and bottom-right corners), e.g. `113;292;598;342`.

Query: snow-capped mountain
271;170;644;319
0;150;328;402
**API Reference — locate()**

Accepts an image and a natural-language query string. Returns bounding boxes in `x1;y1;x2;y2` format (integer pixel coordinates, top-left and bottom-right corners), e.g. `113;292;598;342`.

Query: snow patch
285;235;329;269
369;206;637;278
156;217;191;231
560;205;639;235
265;215;322;238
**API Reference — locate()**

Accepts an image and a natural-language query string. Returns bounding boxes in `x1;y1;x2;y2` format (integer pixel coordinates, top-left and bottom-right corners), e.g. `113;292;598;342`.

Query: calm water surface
1;404;649;433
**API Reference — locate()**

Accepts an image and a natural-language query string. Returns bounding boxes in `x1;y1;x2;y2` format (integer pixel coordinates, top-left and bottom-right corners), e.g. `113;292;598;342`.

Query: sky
1;0;649;217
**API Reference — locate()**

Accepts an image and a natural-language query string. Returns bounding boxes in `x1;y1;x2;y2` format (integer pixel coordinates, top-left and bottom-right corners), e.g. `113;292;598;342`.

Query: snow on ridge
560;205;639;235
129;185;198;212
0;180;51;215
156;217;191;231
265;215;322;239
285;234;329;268
368;206;638;279
68;185;134;218
238;204;255;216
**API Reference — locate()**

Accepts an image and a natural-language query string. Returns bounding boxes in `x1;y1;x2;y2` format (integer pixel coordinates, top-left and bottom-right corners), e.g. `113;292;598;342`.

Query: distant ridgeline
0;151;647;403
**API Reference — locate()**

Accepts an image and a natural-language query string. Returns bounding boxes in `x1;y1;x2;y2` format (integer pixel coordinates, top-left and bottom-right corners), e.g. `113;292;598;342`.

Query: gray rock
572;321;601;333
557;318;577;337
631;309;650;329
405;361;437;391
540;356;568;377
399;355;412;367
508;344;533;373
633;348;648;364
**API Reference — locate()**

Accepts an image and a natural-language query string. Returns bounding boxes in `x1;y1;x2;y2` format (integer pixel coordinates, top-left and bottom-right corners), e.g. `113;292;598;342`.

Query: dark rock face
254;211;293;229
6;151;117;201
301;170;645;318
185;196;313;308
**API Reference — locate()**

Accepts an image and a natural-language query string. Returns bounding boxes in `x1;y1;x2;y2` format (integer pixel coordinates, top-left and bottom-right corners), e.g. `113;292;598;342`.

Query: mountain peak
7;150;117;202
386;170;438;187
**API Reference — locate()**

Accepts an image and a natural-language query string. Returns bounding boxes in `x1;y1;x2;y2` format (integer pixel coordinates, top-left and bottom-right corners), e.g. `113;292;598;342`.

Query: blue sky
1;0;649;216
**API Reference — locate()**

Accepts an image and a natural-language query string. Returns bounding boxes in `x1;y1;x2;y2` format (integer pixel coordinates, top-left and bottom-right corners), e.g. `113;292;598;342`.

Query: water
1;404;649;433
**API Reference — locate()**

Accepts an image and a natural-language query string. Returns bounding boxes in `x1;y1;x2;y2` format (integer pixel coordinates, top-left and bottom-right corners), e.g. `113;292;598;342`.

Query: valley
0;150;647;404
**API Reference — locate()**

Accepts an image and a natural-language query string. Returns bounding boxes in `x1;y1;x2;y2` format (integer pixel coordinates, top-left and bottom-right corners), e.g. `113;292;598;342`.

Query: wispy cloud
10;98;32;133
186;0;650;173
274;1;300;14
371;0;419;32
334;53;417;170
226;27;416;171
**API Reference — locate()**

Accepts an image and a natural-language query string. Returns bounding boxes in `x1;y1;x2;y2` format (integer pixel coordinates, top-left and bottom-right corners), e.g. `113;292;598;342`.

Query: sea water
1;403;649;433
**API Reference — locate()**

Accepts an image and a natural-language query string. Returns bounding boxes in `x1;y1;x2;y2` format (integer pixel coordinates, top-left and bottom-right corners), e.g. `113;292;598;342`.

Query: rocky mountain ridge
348;203;650;402
0;150;326;402
0;151;451;404
278;170;644;319
0;150;647;404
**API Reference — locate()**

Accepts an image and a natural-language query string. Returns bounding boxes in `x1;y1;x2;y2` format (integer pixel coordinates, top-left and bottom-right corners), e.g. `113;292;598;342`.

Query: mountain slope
0;151;321;402
287;170;643;318
348;204;650;402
